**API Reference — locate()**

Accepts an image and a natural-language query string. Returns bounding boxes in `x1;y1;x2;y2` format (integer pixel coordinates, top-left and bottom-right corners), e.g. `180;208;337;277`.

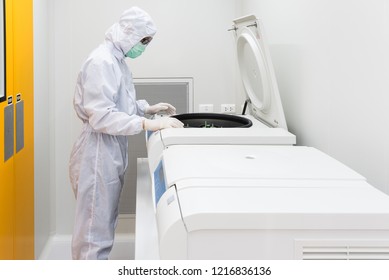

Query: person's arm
82;60;143;136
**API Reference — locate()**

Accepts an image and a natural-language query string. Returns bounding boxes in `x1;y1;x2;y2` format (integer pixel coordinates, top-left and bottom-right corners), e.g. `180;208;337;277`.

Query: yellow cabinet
0;0;34;259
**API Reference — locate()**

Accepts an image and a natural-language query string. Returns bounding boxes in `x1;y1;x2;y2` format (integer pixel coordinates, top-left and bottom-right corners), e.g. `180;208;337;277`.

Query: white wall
33;0;53;259
239;0;389;194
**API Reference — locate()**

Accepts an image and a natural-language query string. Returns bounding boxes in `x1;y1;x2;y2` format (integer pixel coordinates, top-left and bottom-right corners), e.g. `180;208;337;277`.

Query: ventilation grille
302;246;389;260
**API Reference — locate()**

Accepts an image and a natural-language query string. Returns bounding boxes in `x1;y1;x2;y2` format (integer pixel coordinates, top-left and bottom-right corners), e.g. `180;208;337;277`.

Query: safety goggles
140;36;153;45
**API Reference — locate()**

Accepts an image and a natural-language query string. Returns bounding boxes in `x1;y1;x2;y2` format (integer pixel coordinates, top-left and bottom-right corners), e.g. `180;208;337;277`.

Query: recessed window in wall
0;0;5;102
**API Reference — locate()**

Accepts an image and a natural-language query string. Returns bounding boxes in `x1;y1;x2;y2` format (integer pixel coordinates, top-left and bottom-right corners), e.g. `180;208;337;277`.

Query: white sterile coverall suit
69;7;183;260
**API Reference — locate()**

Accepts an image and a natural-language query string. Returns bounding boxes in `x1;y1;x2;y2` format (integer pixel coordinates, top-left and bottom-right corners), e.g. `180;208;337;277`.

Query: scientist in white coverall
69;7;183;260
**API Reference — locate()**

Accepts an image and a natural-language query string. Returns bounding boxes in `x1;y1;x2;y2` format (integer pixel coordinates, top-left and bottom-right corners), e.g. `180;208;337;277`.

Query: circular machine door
236;27;272;113
173;113;252;128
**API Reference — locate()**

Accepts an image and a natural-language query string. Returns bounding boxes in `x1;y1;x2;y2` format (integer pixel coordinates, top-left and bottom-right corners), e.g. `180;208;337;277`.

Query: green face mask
125;42;146;59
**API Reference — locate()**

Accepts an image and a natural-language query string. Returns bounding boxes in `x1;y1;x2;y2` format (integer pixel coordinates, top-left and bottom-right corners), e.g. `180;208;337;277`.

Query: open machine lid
233;15;287;129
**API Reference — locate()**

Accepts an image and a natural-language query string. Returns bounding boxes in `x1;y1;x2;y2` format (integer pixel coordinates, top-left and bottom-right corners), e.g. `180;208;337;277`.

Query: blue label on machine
154;160;167;206
146;130;154;140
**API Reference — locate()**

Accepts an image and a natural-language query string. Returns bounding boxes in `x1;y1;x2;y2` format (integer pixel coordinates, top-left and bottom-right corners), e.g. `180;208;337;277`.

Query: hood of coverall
105;7;157;56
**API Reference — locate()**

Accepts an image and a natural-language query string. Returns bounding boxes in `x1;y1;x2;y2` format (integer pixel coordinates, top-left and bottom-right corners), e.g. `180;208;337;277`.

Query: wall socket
199;104;214;113
221;104;236;113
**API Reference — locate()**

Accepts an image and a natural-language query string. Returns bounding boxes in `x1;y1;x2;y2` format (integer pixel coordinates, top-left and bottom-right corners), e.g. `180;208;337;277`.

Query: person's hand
145;103;176;115
143;117;184;131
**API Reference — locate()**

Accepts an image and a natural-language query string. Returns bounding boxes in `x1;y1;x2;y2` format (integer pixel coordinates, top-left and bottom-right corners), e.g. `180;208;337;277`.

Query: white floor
38;215;135;260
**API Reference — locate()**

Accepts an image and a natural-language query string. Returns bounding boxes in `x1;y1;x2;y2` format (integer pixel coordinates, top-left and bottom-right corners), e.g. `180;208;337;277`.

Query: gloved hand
145;103;176;115
143;117;184;131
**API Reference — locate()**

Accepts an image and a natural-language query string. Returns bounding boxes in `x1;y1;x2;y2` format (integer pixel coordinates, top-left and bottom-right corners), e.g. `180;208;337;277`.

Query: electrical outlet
221;104;236;113
199;104;214;113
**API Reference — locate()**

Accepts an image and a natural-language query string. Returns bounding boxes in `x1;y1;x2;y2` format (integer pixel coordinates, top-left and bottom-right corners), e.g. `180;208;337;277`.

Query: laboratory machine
146;15;296;172
135;15;389;260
